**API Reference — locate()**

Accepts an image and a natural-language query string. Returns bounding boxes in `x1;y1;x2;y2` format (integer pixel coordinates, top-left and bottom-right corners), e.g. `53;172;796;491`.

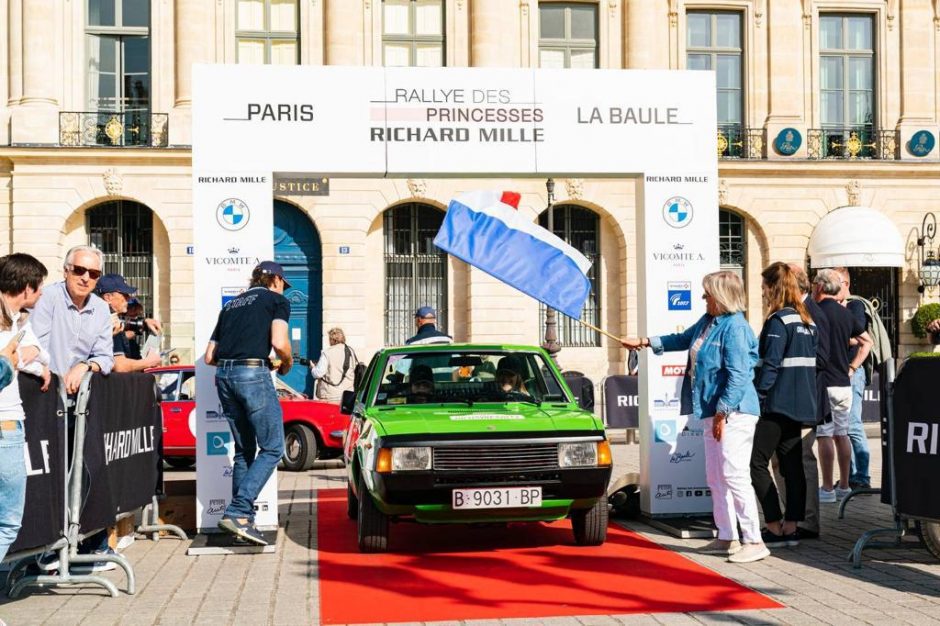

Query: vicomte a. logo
662;196;693;229
216;198;250;231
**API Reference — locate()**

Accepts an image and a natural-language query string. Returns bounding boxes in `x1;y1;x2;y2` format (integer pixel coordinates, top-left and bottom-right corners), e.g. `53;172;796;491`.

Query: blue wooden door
274;201;322;396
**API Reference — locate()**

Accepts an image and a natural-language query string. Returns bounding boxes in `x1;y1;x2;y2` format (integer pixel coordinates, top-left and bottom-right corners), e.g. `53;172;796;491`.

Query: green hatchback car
340;344;612;552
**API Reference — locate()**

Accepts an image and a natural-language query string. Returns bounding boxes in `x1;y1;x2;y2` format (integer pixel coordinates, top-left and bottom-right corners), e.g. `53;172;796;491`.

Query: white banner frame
192;65;718;525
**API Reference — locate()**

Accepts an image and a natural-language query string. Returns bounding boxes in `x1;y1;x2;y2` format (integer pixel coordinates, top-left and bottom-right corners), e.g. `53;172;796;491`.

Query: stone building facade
2;0;940;393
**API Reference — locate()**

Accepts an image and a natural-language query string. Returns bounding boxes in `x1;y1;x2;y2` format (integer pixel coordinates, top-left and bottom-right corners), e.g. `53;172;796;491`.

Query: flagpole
577;318;624;344
541;178;561;361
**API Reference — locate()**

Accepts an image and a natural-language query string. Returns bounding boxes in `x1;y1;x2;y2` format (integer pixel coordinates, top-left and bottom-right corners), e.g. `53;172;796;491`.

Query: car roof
380;343;549;356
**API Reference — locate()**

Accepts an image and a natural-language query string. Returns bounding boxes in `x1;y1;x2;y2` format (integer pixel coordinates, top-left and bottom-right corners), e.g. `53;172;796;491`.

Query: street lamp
917;212;940;293
541;178;561;359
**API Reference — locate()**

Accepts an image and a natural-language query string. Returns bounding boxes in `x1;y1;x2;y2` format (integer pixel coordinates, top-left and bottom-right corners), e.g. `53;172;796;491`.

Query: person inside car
409;364;435;403
496;368;526;394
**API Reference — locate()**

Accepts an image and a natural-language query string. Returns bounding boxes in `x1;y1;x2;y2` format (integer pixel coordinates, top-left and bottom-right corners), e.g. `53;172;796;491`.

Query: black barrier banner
862;370;881;423
889;358;940;520
80;372;162;535
604;375;639;428
10;373;66;554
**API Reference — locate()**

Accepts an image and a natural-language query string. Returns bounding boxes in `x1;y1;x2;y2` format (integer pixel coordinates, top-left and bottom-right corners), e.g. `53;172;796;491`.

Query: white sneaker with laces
727;542;770;563
834;486;852;500
819;487;837;503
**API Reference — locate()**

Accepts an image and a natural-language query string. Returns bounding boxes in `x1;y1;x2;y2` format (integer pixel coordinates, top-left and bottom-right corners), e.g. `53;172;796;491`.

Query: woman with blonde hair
750;262;818;548
623;271;767;563
309;327;359;403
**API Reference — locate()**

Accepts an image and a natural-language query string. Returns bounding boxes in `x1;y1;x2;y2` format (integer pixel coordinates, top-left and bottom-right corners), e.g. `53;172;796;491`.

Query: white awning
808;206;904;268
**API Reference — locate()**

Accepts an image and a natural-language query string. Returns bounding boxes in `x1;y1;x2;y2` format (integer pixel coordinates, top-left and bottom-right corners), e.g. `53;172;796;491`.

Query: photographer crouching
96;274;162;372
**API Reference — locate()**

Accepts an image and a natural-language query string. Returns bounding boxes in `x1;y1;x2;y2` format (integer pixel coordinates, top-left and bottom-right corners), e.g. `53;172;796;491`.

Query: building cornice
0;146;193;168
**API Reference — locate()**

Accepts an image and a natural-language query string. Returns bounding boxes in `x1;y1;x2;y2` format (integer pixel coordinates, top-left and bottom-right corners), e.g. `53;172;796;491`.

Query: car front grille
433;443;558;471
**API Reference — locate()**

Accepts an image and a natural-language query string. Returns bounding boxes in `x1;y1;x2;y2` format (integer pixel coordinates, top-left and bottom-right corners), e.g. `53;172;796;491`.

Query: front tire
357;474;388;552
282;424;318;471
571;498;609;546
919;520;940;560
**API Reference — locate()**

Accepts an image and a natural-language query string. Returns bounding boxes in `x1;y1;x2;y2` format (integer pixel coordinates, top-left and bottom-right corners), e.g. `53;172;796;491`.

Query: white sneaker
819;487;837;503
727;542;770;563
699;538;741;555
835;486;853;500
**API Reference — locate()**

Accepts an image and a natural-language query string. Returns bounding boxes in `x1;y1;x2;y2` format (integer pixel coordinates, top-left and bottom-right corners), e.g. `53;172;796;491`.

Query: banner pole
577;318;623;344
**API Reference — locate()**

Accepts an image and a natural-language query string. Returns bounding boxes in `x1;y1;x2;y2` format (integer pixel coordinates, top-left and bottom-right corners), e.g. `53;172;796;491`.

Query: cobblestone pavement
2;428;939;625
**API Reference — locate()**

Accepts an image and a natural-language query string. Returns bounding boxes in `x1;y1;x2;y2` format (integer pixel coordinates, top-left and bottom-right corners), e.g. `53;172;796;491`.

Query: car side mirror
340;390;356;415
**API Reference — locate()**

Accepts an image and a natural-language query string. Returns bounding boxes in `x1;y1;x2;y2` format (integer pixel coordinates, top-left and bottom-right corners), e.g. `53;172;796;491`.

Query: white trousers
703;412;761;543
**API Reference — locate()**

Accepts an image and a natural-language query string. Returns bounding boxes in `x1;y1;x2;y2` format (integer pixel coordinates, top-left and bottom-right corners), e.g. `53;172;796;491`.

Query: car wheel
282;424;318;472
165;457;195;470
357;473;388;552
918;520;940;560
571;498;608;546
347;481;359;520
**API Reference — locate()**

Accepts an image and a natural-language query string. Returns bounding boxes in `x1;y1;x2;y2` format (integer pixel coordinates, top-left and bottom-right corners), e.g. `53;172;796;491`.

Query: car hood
367;403;604;438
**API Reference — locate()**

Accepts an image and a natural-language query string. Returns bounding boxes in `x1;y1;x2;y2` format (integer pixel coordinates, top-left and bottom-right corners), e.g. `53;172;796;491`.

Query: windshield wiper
503;391;542;407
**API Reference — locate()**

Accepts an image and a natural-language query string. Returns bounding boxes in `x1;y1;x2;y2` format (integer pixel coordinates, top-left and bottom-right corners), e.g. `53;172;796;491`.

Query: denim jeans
215;365;284;521
848;367;870;485
0;421;26;563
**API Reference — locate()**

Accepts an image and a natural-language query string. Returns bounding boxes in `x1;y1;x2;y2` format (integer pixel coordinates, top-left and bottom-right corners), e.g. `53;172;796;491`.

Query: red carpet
316;489;781;624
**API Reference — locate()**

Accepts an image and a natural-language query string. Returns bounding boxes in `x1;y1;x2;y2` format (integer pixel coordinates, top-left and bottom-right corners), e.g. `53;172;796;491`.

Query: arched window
537;204;600;347
384;203;447;345
719;208;746;280
87;200;154;314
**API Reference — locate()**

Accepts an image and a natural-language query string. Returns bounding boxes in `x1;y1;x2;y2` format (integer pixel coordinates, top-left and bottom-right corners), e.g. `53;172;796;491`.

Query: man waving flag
433;190;592;319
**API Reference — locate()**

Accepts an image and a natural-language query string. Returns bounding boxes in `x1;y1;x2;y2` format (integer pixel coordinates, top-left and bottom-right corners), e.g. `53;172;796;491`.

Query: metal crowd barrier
5;372;187;598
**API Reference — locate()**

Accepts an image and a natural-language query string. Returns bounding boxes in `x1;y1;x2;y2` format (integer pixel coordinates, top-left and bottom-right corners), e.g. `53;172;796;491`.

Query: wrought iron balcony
807;127;898;160
59;111;168;147
717;125;765;159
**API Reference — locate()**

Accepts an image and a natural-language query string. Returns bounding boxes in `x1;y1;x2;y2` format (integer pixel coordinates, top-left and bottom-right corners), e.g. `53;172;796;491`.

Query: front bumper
368;466;612;520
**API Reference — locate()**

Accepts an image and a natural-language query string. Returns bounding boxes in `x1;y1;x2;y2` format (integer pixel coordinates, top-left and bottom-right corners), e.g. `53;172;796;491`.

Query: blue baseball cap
255;260;292;289
415;306;437;319
96;273;137;296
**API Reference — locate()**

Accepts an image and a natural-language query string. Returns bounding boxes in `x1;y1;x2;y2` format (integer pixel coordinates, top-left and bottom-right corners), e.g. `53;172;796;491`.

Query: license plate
452;487;543;510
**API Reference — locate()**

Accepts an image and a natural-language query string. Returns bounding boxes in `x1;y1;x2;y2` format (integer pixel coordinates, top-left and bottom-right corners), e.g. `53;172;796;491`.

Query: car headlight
558;441;598;467
391;446;432;471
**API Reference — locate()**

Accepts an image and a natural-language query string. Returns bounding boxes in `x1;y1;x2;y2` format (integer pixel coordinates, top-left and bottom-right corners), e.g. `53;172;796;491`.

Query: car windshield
373;351;569;407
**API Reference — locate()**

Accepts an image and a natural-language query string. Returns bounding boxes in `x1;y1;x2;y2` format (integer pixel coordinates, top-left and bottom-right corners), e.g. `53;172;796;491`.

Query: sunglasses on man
68;264;102;280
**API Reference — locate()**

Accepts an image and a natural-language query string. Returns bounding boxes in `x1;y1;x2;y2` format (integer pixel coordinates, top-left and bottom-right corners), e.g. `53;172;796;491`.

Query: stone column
470;0;519;66
624;0;668;69
897;0;936;159
325;0;363;65
764;0;805;158
10;0;58;144
171;0;214;144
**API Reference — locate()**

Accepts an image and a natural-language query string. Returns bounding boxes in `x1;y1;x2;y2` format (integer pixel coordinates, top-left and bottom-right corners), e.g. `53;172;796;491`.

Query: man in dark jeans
205;261;293;545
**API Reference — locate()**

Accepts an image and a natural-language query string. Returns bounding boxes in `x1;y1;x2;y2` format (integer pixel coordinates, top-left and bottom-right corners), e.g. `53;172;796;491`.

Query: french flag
433;191;592;319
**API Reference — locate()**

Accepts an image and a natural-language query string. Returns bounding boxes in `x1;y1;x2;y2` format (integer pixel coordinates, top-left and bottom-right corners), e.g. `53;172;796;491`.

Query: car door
161;369;196;455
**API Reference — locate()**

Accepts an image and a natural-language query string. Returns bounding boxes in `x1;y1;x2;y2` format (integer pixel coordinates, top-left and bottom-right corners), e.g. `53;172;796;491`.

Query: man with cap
404;306;453;345
204;261;293;545
96;273;162;372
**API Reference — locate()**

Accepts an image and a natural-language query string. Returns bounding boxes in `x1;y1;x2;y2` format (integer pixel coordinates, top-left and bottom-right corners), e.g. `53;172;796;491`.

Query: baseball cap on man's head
415;306;437;319
255;260;292;289
96;273;137;296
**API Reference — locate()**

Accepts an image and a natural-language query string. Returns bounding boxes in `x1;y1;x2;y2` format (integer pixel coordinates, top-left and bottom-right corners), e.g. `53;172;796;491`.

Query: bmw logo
662;196;693;229
216;198;250;231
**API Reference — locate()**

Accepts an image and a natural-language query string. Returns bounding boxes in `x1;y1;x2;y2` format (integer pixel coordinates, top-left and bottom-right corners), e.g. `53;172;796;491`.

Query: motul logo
662;365;686;376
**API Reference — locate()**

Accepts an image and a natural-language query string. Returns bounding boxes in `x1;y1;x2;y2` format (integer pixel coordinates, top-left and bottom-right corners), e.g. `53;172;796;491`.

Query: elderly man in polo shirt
30;245;114;393
29;244;116;573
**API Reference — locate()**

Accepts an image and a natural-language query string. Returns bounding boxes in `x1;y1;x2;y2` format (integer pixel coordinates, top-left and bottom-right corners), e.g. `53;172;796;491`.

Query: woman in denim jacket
623;271;768;563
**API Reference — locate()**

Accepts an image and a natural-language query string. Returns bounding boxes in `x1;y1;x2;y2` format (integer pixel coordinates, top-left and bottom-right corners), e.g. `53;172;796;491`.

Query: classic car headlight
558;441;611;467
391;446;432;471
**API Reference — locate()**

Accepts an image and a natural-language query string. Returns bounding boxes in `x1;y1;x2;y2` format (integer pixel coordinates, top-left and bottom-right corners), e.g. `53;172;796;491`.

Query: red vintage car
148;365;348;471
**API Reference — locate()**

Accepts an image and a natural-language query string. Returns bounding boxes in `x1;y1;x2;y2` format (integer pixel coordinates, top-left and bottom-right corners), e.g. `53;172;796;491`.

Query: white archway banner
193;65;718;527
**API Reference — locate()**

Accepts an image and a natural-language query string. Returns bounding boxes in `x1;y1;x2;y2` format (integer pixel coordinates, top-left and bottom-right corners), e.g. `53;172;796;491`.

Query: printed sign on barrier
11;374;66;554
